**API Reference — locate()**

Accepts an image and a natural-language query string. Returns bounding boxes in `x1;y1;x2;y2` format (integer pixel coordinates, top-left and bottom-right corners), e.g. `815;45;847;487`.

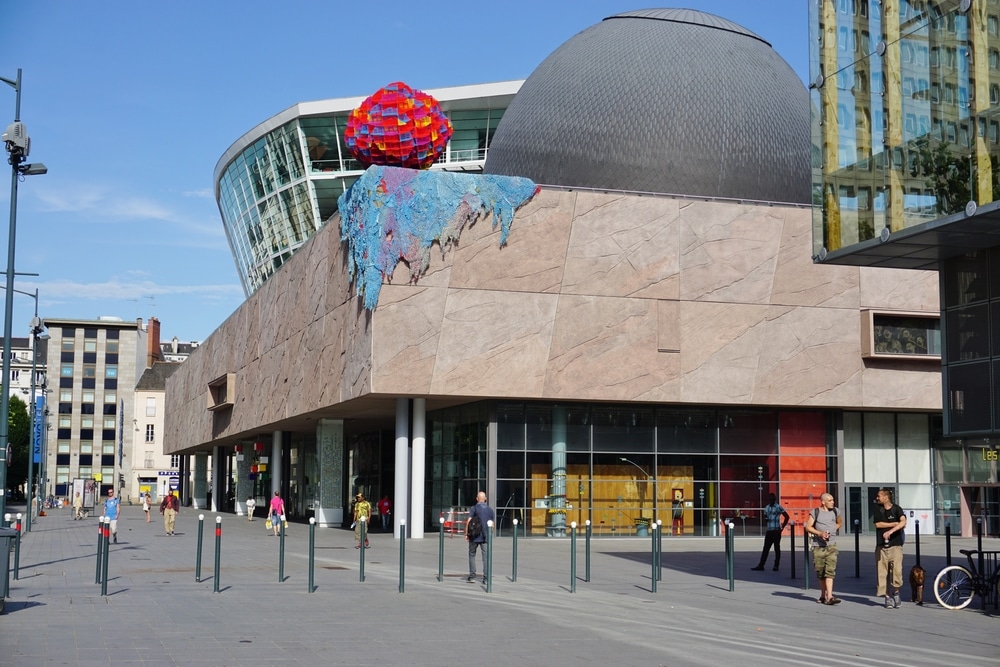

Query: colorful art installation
339;166;539;310
344;82;453;169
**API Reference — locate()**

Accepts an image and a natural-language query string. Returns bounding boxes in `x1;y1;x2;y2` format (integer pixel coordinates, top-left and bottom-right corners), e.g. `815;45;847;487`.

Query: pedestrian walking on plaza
751;493;789;571
142;493;151;523
466;491;495;584
72;491;83;520
246;496;256;521
269;491;286;537
873;487;906;609
353;492;371;548
805;493;843;605
160;491;179;536
103;488;121;543
378;494;391;532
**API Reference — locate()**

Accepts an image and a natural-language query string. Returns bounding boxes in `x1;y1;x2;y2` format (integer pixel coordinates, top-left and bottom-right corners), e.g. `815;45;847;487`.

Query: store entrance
961;485;1000;537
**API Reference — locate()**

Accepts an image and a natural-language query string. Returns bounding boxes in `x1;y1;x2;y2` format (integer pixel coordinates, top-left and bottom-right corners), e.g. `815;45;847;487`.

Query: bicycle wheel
934;565;976;610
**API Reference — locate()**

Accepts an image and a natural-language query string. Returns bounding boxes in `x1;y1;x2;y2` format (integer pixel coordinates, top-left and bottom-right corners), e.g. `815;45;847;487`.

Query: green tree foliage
912;138;1000;216
7;394;30;494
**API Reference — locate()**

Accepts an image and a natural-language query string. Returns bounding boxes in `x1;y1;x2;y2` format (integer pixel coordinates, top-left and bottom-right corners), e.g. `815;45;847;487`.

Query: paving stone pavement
1;504;999;666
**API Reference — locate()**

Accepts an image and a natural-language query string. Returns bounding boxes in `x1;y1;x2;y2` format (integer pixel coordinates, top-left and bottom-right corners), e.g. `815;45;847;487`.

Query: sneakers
750;566;764;571
893;593;901;609
466;575;477;583
885;596;892;609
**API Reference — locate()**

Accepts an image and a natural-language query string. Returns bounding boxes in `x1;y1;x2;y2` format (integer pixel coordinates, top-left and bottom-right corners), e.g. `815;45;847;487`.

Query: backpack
467;513;483;540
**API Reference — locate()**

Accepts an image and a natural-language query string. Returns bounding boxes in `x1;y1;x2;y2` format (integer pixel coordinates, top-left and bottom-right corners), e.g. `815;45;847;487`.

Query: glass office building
811;0;1000;534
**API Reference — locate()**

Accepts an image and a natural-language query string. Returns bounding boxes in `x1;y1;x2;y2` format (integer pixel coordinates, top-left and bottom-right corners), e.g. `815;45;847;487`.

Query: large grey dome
484;9;810;204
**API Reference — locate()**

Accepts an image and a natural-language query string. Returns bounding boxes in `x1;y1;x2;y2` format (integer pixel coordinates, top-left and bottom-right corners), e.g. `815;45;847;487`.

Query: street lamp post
25;291;46;531
0;68;47;520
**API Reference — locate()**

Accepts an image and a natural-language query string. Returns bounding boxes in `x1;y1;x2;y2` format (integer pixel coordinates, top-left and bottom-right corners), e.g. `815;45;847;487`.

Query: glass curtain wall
810;0;1000;256
431;401;850;537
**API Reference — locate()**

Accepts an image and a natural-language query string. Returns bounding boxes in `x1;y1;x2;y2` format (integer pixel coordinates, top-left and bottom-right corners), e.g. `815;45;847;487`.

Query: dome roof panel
484;10;810;204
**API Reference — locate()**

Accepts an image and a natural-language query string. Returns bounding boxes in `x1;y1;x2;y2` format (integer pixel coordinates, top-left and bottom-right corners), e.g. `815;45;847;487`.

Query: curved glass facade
216;83;520;295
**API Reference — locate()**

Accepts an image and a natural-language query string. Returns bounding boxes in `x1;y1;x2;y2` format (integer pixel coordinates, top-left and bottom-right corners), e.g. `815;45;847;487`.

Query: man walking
805;492;843;605
873;487;906;609
751;493;789;571
159;491;179;536
466;491;495;584
353;492;371;548
103;488;121;543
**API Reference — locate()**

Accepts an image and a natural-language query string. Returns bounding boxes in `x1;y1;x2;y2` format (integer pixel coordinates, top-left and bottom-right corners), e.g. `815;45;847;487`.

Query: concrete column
551;406;567;537
394;398;409;539
235;444;251;516
211;446;224;513
411;398;426;538
271;431;283;496
193;452;208;509
316;419;344;527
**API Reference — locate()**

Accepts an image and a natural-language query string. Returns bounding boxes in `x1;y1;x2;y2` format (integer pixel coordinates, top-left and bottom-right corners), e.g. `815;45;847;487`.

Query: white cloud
182;188;214;198
28;277;243;302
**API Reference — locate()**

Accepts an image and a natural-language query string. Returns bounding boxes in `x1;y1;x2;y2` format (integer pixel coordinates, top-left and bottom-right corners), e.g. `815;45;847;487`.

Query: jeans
468;539;488;578
757;528;782;567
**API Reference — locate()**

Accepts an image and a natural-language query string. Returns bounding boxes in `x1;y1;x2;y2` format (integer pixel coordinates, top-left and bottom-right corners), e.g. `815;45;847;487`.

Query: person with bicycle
873;487;906;609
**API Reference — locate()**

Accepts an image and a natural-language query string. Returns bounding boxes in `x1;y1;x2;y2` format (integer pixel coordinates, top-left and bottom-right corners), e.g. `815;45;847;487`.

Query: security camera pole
0;69;47;520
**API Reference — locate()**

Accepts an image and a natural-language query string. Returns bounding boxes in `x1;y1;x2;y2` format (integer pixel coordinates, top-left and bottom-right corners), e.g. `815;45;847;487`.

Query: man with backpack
466;491;495;584
805;492;843;605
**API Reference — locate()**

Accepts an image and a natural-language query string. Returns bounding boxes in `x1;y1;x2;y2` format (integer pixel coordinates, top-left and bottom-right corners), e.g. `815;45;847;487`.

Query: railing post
437;516;445;582
512;518;519;583
308;517;316;593
213;516;222;593
195;514;204;582
570;521;577;593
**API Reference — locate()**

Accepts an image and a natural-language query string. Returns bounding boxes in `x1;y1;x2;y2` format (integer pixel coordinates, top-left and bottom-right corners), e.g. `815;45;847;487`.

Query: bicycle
933;549;1000;610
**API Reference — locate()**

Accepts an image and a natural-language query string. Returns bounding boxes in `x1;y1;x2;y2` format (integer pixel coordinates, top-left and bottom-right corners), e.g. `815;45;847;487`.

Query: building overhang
818;200;1000;271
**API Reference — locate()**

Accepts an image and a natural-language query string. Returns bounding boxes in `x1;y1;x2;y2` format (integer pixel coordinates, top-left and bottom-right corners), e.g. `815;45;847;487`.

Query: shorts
108;518;119;534
813;544;838;578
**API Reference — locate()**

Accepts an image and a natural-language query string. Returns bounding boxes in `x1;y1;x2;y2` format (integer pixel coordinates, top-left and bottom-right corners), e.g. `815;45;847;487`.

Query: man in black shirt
873;487;906;609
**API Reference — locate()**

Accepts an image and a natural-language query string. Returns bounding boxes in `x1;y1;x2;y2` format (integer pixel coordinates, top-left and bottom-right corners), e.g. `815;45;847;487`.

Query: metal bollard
13;513;21;580
213;516;222;593
359;517;366;583
656;519;663;581
726;521;735;592
279;514;286;583
854;519;860;578
650;522;658;593
789;521;796;579
570;522;577;593
584;519;591;583
512;518;519;582
486;520;494;594
308;517;316;593
803;525;810;592
95;514;105;585
914;519;921;568
196;514;205;582
437;516;445;582
977;518;984;577
101;517;111;596
399;518;406;593
944;521;952;566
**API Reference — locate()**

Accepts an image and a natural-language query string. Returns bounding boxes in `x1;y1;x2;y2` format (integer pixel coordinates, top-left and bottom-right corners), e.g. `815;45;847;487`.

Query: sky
1;1;810;343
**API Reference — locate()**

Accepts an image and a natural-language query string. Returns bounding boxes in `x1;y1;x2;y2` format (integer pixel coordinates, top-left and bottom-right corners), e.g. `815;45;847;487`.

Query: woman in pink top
268;491;285;536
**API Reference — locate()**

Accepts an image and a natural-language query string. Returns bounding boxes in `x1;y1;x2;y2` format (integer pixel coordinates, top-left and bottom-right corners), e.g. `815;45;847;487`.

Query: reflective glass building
214;81;522;295
811;0;1000;532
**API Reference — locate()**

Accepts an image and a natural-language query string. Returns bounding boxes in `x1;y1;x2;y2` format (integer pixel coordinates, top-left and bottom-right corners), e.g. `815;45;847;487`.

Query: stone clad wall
165;187;941;453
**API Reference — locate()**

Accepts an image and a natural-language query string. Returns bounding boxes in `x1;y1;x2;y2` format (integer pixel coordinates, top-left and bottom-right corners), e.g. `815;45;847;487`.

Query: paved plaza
1;503;998;666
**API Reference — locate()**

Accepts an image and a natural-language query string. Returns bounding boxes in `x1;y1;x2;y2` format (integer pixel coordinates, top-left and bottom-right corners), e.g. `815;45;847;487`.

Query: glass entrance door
964;486;1000;537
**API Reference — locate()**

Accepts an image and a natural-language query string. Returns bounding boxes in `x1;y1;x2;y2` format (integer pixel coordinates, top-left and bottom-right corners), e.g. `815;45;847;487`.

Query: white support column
235;445;250;516
411;398;426;538
271;431;283;496
193;452;208;509
211;446;224;513
394;398;409;539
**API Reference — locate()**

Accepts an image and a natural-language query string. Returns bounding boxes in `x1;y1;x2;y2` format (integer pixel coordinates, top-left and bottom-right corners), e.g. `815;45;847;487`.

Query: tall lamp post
0;68;47;520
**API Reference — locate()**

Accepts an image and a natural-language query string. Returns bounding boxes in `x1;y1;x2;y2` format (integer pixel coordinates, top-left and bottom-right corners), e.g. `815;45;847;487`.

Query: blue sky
1;1;809;342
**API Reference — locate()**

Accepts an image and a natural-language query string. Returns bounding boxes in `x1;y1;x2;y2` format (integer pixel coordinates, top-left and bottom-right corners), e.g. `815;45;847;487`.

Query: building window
60;364;73;377
170;455;181;468
59;389;72;402
104;416;116;429
58;416;71;428
146;424;155;443
146;397;156;417
106;340;118;354
105;391;116;403
83;339;97;353
105;366;117;379
81;416;93;428
82;365;96;378
9;370;18;383
61;338;74;352
862;311;942;358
